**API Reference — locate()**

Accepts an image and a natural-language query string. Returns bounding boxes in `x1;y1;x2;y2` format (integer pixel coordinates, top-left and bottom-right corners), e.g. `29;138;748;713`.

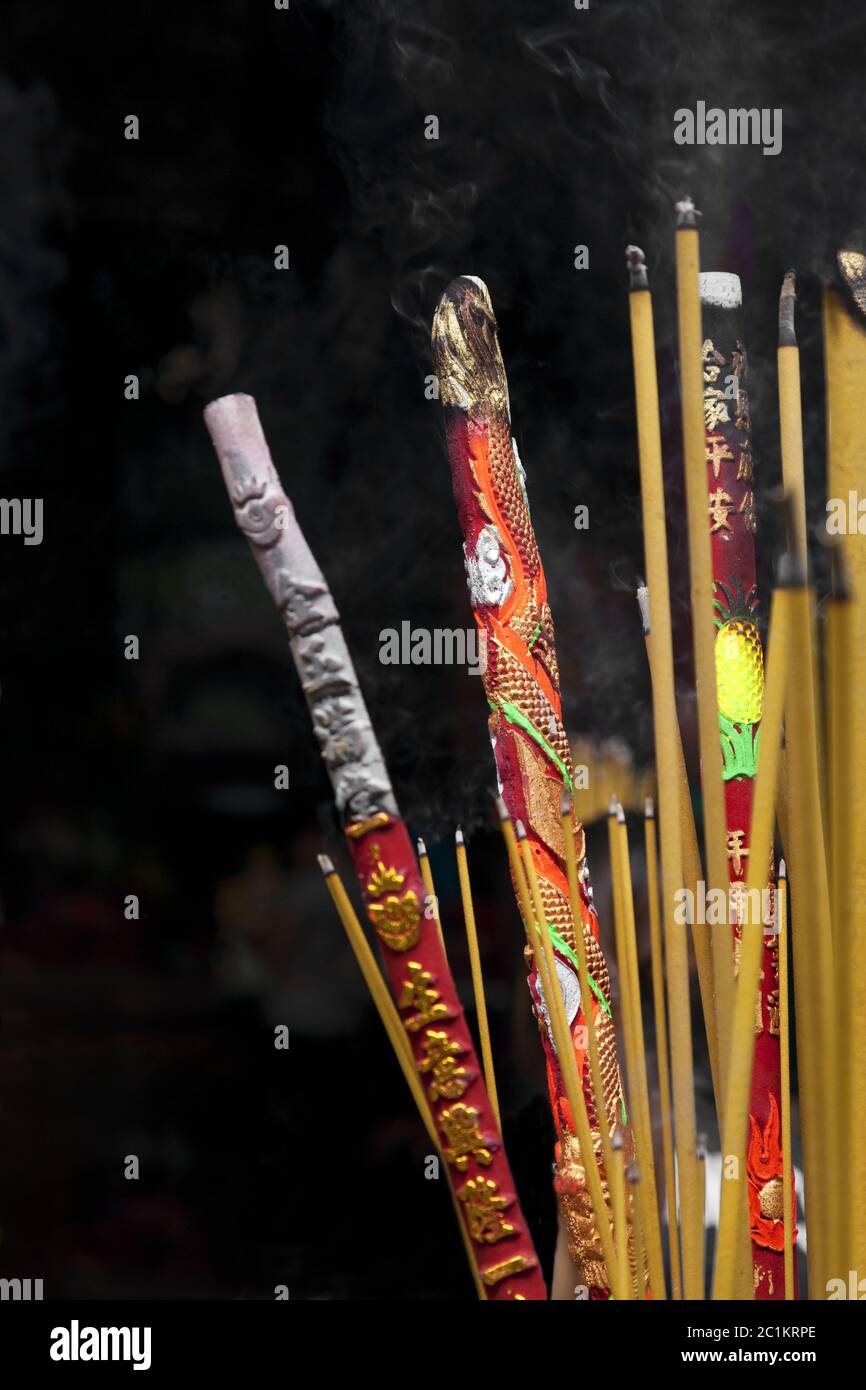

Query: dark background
0;0;858;1298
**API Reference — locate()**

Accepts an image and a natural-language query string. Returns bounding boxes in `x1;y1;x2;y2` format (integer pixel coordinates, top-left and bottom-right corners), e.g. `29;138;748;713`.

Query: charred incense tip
431;275;510;418
455;826;465;846
779;269;798;347
515;818;528;842
645;796;655;819
495;794;512;824
837;249;866;321
675;196;701;228
317;854;336;877
608;794;618;819
636;583;651;636
560;786;572;817
625;244;648;290
417;837;428;858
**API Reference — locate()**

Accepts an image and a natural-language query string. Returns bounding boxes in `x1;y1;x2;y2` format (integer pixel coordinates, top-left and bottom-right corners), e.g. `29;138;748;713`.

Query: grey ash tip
675;196;701;229
626;244;648;291
779;270;797;347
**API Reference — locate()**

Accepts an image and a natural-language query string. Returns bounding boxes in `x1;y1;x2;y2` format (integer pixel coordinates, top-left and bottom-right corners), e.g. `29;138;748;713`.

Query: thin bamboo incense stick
825;262;866;1282
455;827;502;1133
777;860;795;1301
785;574;836;1296
644;800;683;1299
628;1161;649;1299
638;589;720;1109
777;273;808;573
561;792;616;1193
610;1130;632;1300
674;204;734;1113
713;583;790;1299
613;803;666;1298
417;836;446;955
518;826;622;1291
318;856;438;1146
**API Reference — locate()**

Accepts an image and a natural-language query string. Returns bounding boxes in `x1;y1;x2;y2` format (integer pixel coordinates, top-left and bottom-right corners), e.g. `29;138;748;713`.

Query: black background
0;0;860;1298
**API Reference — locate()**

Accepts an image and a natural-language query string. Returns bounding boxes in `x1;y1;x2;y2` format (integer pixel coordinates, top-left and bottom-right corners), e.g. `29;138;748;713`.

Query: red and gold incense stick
204;392;546;1301
699;272;794;1297
432;278;632;1298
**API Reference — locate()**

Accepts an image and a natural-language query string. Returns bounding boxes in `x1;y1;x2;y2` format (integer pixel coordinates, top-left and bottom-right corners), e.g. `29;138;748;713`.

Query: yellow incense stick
777;861;795;1300
825;278;866;1280
610;1131;632;1300
713;585;790;1299
777;272;808;573
417;836;446;955
518;828;622;1293
628;1160;649;1300
560;792;617;1195
613;803;666;1298
674;203;734;1108
455;827;502;1133
784;577;836;1295
318;855;487;1300
644;801;683;1300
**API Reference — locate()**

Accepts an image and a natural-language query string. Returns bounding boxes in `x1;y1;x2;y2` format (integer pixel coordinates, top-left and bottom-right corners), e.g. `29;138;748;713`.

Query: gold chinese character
739;489;757;534
709;488;735;533
418;1029;471;1101
458;1177;515;1244
481;1254;531;1287
737;444;753;482
704;391;731;431
726;829;749;877
398;962;451;1032
767;989;781;1036
439;1102;494;1171
705;432;734;479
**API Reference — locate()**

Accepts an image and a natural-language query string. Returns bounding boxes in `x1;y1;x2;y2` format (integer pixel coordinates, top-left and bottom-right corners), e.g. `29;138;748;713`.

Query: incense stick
455;827;502;1133
644;800;683;1299
417;837;446;955
777;860;795;1301
713;582;790;1299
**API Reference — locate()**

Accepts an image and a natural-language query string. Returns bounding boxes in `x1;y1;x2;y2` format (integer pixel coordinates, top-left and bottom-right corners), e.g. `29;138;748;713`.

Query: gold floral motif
366;859;421;951
458;1177;516;1244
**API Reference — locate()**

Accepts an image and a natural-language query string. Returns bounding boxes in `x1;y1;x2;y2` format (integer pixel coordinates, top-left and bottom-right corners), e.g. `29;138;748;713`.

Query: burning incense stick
713;579;791;1299
204;392;545;1302
777;861;795;1301
433;276;631;1298
701;269;791;1298
675;207;734;1120
455;827;502;1132
644;800;683;1299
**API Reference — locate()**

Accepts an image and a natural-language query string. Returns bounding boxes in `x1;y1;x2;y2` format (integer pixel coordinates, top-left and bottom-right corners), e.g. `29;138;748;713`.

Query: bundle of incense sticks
203;393;546;1301
203;197;866;1301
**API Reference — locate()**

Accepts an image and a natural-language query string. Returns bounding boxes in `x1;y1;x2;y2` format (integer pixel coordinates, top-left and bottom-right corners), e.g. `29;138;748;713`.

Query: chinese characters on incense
204;392;546;1300
701;273;796;1298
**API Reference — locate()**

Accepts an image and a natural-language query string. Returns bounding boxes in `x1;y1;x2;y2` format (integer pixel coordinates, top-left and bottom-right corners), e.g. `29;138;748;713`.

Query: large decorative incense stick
204;392;546;1301
432;277;632;1298
700;271;793;1298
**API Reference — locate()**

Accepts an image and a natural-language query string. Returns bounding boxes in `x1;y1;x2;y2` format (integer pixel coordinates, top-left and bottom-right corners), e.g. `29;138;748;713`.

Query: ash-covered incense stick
432;277;633;1299
204;392;546;1302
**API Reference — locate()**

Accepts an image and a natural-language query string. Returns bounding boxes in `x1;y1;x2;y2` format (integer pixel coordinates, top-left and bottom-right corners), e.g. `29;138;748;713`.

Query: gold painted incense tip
431;275;510;418
779;270;798;347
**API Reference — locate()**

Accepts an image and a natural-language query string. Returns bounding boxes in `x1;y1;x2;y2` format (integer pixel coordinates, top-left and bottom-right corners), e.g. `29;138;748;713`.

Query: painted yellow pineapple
714;580;764;778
